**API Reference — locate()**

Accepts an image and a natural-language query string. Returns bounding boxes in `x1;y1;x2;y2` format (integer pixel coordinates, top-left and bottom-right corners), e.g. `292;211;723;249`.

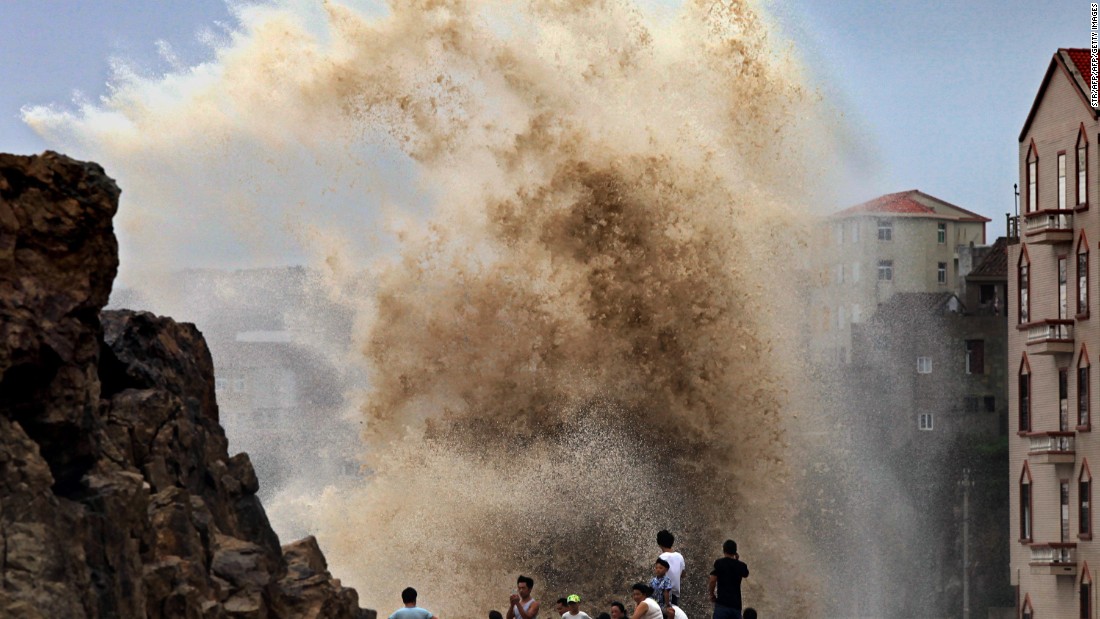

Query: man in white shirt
563;594;592;619
657;530;685;605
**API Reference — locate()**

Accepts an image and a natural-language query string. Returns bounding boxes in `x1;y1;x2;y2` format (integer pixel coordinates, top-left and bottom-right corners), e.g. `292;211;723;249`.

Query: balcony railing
1029;543;1077;576
1023;210;1074;243
1023;319;1075;354
1028;432;1075;464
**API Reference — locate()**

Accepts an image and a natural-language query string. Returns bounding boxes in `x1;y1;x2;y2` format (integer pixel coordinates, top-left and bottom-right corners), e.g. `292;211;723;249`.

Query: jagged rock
0;151;370;617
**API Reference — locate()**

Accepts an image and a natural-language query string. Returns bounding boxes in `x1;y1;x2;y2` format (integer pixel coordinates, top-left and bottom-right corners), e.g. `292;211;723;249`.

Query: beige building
1009;48;1100;618
815;190;989;362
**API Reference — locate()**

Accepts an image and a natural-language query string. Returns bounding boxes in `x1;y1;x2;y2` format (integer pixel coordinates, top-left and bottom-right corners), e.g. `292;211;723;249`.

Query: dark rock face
0;151;373;618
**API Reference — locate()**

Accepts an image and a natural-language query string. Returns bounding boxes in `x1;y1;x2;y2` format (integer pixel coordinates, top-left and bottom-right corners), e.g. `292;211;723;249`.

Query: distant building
838;238;1011;618
1009;48;1100;619
814;189;990;363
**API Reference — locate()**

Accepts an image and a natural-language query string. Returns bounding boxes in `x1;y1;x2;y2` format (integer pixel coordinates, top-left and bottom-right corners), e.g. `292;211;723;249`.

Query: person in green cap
564;594;592;619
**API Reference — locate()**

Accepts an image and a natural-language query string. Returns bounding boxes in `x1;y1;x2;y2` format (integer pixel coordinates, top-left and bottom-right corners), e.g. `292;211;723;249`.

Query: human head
517;576;534;598
723;539;738;555
654;558;669;576
490;612;504;619
631;583;653;604
401;587;417;604
609;602;627;619
567;594;581;611
743;609;757;619
657;530;675;548
556;598;568;613
597;614;611;619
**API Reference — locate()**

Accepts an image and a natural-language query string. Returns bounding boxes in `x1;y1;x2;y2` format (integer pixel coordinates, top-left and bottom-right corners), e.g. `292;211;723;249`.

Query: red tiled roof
832;189;990;222
833;190;935;217
1065;48;1093;92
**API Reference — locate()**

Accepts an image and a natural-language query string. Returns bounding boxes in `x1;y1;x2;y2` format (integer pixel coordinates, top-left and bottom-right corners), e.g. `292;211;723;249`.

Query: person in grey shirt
389;587;438;619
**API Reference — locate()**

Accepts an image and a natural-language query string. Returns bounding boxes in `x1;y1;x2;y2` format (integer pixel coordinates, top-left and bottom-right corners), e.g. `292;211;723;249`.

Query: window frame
1019;245;1031;325
877;219;893;241
1028;140;1039;213
1060;150;1068;210
1079;231;1090;319
937;222;946;244
917;356;932;374
1082;562;1093;619
878;259;894;282
1021;462;1034;543
1081;344;1092;432
965;339;985;375
1078;124;1090;210
1020;354;1032;434
1081;460;1093;540
919;412;934;430
937;262;947;285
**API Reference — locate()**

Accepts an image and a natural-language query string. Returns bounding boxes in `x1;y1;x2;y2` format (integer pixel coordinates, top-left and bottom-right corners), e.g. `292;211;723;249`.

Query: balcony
1029;543;1077;576
1027;432;1075;464
1022;319;1075;355
1023;210;1074;244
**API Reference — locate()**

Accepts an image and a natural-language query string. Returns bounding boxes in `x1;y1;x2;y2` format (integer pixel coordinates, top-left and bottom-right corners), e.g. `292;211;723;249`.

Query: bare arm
516;601;540;619
631;602;648;619
707;575;717;602
662;589;670;609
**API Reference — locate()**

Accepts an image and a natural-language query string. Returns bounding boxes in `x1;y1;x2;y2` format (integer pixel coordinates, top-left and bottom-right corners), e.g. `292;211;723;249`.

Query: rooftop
832;189;990;222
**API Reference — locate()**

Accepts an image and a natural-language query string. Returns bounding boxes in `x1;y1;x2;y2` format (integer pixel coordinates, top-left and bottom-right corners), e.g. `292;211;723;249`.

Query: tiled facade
1009;48;1100;618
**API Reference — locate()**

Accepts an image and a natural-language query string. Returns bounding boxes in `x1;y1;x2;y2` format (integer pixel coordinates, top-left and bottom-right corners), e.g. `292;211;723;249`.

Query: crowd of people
386;531;757;619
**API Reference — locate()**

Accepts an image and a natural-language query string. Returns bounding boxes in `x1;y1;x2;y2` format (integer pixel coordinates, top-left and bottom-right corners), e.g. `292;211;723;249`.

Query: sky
0;0;1088;242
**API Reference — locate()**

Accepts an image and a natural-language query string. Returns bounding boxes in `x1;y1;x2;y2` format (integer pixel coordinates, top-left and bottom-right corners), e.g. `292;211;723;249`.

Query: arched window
1019;245;1031;325
1082;562;1092;619
1079;124;1090;208
1079;231;1090;318
1021;462;1034;542
1028;140;1040;213
1082;460;1093;540
1022;593;1034;619
1082;345;1092;432
1020;354;1032;433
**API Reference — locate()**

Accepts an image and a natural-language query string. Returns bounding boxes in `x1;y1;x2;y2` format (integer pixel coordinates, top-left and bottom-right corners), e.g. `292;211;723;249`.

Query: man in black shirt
708;540;749;619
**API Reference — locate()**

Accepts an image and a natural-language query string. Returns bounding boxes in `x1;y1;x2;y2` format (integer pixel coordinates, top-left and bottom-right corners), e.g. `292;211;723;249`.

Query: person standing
657;530;685;605
708;540;749;619
507;575;541;619
388;587;438;619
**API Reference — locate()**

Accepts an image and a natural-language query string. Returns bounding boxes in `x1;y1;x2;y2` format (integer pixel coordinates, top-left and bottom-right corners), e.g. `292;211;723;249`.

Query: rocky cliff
0;151;372;619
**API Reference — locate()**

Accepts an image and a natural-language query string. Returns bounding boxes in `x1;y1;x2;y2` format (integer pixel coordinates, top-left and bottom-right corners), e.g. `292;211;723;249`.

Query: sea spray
26;0;845;616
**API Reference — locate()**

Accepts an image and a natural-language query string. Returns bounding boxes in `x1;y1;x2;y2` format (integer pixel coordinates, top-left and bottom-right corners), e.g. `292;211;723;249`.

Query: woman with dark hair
630;583;664;619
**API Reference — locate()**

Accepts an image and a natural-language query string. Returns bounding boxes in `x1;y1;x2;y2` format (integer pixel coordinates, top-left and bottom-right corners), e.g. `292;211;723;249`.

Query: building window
851;304;861;323
835;264;845;284
984;396;996;413
917;356;932;374
851;261;861;282
1079;126;1089;207
1060;152;1068;210
1028;141;1039;213
1020;355;1032;433
937;222;946;244
1062;256;1070;320
937;262;947;284
850;220;860;242
1019;247;1031;324
878;260;894;281
877;219;893;241
834;223;845;245
1081;346;1092;431
919;413;934;430
1064;480;1072;542
1081;461;1093;539
1083;565;1093;619
965;340;985;374
964;396;980;413
1080;233;1090;317
1021;464;1033;542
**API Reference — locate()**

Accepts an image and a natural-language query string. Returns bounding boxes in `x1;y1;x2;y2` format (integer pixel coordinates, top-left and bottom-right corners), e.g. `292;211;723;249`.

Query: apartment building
1009;48;1100;618
814;190;989;363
